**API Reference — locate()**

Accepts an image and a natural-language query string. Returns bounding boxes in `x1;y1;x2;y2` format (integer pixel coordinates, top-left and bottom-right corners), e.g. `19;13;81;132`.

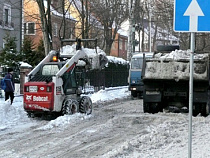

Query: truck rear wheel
150;103;160;114
62;99;78;115
193;104;200;117
143;103;150;113
131;91;137;97
143;102;161;114
79;96;92;115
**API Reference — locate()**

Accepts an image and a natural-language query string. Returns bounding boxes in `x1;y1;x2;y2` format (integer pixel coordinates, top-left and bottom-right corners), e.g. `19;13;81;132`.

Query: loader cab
41;62;78;95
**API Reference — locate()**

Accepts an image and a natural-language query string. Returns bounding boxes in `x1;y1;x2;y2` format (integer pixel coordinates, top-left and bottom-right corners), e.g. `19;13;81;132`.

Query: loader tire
79;96;92;115
62;99;78;115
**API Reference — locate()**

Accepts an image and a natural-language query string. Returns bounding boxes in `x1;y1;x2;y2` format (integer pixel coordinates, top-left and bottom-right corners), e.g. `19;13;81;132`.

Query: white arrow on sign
184;0;204;32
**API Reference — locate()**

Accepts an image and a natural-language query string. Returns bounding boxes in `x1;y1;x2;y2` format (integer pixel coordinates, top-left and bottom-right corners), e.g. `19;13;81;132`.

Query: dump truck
23;39;108;117
142;46;210;117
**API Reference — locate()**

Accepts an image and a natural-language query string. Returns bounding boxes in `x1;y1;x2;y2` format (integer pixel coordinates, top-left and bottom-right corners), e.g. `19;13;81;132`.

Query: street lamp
135;23;142;52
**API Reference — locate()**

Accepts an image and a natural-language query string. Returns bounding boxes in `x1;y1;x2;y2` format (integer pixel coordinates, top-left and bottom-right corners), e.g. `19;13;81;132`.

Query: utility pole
149;0;152;52
127;0;135;61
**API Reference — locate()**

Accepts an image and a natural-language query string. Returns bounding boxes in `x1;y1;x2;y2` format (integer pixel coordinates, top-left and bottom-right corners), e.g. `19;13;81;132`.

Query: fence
86;61;129;91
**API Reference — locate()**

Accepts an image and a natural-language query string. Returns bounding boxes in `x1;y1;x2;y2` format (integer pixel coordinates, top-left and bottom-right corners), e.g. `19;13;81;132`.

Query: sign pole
188;32;195;158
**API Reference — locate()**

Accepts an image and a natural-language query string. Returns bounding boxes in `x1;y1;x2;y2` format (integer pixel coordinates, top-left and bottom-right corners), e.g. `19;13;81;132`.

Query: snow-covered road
0;87;210;158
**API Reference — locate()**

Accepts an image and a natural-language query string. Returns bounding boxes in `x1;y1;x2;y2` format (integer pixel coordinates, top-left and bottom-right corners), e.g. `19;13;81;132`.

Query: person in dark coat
4;68;15;104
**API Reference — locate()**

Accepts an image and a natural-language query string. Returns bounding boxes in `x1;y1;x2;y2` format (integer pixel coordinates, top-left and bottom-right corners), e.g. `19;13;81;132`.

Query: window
24;22;35;35
4;9;9;24
42;65;59;76
2;40;6;49
119;39;123;50
125;40;127;51
24;23;26;34
131;58;143;69
68;28;73;38
28;23;35;34
3;4;11;26
53;23;58;37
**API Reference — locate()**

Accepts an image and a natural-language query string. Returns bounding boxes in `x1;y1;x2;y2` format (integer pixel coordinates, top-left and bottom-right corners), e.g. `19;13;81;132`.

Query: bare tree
36;0;53;55
90;0;129;55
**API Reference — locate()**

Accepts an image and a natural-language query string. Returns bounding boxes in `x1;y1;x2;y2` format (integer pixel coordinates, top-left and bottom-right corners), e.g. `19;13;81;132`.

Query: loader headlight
52;56;58;62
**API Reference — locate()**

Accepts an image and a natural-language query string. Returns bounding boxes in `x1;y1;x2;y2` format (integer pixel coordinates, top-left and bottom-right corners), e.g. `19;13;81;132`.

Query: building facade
0;0;23;52
24;0;76;51
110;33;128;60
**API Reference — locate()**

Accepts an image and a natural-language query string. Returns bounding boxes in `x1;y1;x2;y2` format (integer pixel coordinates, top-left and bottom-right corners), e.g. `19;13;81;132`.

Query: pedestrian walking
4;68;15;104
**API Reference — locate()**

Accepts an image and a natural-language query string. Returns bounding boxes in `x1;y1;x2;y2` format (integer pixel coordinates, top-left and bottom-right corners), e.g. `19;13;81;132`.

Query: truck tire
143;103;150;113
62;99;79;115
193;104;200;117
79;96;92;115
200;103;209;117
150;103;159;114
131;91;137;97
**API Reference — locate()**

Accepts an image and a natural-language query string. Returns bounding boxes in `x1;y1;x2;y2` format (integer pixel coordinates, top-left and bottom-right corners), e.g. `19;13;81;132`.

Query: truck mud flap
143;93;161;103
194;92;208;103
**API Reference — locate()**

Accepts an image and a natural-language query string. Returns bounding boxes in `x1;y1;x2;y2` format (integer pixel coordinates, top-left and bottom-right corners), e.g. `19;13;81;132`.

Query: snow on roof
20;62;32;68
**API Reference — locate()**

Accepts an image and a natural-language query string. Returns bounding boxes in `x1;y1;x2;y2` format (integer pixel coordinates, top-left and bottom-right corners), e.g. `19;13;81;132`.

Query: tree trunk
36;0;52;56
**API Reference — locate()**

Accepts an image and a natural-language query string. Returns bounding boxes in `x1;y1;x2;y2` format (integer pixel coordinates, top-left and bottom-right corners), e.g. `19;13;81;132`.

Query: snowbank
0;86;130;131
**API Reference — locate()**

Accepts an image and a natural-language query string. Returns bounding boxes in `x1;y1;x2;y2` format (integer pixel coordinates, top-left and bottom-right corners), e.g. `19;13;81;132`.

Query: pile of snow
154;50;209;60
107;56;128;65
61;44;128;68
61;44;107;69
0;98;31;131
144;49;209;80
89;86;129;103
61;44;106;57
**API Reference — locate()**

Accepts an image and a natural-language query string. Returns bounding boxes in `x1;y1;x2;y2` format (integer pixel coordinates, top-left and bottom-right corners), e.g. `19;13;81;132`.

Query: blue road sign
174;0;210;32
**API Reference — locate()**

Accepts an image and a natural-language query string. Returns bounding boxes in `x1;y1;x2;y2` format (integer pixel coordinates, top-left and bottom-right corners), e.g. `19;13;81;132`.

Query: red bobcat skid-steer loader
23;39;108;117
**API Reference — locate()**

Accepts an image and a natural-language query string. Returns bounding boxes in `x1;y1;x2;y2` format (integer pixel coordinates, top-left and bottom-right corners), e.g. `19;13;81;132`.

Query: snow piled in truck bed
144;50;209;80
154;49;208;60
